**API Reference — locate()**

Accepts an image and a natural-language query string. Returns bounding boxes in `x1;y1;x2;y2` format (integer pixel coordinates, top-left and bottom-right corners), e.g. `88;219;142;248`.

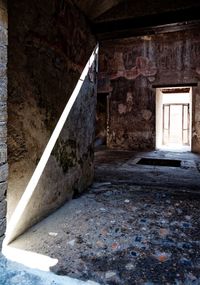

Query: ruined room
0;0;200;284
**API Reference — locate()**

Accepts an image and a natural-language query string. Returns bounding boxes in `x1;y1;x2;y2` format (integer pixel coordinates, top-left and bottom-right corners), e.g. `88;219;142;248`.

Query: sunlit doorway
156;87;192;151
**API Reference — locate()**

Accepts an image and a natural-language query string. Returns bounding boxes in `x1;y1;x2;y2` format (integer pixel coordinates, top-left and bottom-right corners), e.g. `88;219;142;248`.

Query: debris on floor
8;150;200;285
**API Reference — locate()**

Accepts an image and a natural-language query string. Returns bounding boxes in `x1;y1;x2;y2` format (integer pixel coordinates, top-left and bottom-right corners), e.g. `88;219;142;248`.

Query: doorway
156;87;192;151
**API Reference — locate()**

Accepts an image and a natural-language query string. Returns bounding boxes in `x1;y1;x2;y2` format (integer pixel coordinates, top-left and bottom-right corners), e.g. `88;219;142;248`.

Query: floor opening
156;87;192;152
4;149;200;285
137;157;181;167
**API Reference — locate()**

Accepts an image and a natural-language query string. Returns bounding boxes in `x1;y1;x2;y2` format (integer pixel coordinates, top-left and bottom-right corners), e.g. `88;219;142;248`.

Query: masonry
6;0;97;242
98;29;200;152
0;0;7;246
0;0;200;258
0;2;200;284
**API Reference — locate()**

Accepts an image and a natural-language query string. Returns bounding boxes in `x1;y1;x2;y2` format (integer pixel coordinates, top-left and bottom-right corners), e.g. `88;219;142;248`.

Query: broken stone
100;228;108;236
142;227;147;231
153;252;171;262
67;239;76;246
131;206;137;211
185;215;191;221
105;271;116;279
99;208;106;212
96;240;107;249
125;263;135;270
160;219;167;224
159;228;169;237
48;232;58;237
111;242;120;250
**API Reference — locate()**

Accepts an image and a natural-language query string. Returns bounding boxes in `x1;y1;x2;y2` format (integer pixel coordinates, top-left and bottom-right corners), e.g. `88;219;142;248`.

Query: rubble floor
8;149;200;285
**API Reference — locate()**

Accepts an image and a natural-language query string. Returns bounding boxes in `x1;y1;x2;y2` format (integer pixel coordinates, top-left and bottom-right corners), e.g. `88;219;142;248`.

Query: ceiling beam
96;21;200;41
93;6;200;40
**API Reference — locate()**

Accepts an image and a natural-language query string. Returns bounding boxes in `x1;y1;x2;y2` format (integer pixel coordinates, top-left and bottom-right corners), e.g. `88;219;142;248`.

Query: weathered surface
98;29;200;152
95;94;107;147
0;0;7;246
8;0;97;240
10;149;200;285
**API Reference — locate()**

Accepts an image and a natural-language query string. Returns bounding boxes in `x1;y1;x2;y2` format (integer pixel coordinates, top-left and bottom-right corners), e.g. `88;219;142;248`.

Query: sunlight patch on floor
2;245;58;271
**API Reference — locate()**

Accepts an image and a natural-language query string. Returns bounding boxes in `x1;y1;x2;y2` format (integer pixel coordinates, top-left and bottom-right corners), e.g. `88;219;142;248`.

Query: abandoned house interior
0;0;200;284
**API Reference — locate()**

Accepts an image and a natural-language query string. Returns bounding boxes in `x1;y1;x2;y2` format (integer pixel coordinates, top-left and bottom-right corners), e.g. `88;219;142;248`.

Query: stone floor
5;149;200;285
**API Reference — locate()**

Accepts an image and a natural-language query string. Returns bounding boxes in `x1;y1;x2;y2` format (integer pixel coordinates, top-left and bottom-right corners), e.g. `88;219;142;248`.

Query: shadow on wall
95;93;108;148
7;0;97;244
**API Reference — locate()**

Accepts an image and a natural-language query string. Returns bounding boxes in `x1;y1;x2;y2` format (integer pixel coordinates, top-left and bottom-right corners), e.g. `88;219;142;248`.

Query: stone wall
0;0;7;247
98;29;200;152
95;93;107;147
8;0;97;241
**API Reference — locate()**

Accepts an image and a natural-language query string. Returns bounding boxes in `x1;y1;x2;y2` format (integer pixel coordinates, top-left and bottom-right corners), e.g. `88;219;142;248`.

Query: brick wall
0;0;7;247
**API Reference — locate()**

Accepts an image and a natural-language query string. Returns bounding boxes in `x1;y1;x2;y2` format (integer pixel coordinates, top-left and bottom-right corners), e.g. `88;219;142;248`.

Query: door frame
156;87;192;151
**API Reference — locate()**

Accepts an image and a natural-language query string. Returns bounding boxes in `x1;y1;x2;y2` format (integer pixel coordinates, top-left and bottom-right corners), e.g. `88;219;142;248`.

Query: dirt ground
9;150;200;285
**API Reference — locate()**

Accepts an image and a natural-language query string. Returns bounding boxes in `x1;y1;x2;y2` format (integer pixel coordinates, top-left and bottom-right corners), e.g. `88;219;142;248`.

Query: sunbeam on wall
4;44;99;246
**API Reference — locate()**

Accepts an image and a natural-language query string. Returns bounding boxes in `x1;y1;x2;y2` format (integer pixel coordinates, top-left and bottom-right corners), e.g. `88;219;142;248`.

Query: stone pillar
0;0;7;248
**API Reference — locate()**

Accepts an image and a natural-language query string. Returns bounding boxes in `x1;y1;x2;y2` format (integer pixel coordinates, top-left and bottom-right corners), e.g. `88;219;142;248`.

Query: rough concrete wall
8;0;97;240
95;94;107;146
0;0;7;247
98;29;200;152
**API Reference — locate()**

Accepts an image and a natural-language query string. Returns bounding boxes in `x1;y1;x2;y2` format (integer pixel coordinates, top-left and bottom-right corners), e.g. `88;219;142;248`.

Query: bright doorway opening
156;87;192;152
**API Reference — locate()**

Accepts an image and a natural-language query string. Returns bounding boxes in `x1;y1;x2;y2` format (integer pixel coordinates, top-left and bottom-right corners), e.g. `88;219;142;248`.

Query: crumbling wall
99;30;200;152
95;93;107;147
0;0;7;247
8;0;97;240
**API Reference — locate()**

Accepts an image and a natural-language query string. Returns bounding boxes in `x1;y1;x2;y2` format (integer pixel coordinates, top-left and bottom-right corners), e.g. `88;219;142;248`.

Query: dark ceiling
74;0;200;40
73;0;123;20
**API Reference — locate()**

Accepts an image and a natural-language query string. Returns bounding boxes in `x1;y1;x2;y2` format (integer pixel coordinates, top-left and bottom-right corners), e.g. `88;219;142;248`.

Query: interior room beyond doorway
156;87;192;152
